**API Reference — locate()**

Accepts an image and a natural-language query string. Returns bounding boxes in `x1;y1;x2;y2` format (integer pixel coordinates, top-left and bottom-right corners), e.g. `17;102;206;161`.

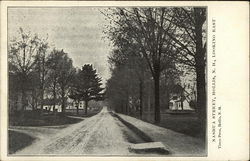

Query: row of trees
9;28;104;115
104;7;206;135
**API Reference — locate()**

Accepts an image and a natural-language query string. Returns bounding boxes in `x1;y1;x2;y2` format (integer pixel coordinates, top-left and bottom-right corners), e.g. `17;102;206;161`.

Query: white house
169;99;193;110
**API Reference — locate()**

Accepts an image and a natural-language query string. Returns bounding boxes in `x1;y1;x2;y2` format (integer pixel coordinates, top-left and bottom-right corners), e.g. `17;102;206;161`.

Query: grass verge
142;112;202;138
8;130;35;154
9;112;83;126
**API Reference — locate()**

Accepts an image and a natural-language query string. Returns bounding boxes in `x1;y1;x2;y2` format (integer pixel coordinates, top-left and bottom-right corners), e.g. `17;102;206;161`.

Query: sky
8;7;112;85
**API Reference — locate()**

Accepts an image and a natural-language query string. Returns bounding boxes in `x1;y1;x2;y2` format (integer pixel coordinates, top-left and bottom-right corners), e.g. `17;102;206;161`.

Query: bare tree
46;49;75;113
9;28;41;111
104;8;176;123
34;37;49;111
57;52;75;114
164;7;206;135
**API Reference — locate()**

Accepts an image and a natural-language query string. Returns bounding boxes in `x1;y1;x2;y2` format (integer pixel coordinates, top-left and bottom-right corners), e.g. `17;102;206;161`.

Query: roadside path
117;113;206;156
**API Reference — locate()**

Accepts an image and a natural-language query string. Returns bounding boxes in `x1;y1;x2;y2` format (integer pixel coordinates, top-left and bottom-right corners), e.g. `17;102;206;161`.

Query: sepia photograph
7;6;207;156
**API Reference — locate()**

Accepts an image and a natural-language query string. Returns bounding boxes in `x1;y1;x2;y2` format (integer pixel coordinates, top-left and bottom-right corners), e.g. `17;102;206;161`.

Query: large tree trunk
40;84;44;113
154;71;161;124
139;80;143;119
53;82;56;113
196;64;206;137
38;54;45;113
31;90;36;111
125;102;128;115
21;74;27;112
147;87;151;112
164;71;170;111
120;102;123;114
194;8;207;138
40;52;46;111
180;91;184;110
76;100;79;115
125;91;129;115
166;89;170;110
123;101;127;115
85;100;88;115
14;92;18;112
61;86;65;114
40;81;44;112
21;89;26;111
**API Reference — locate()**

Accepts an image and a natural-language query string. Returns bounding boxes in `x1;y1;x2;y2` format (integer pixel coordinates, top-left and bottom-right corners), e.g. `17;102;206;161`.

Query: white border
1;1;249;161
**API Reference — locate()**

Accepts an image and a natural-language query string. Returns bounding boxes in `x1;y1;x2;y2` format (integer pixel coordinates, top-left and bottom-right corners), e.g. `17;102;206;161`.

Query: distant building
169;95;193;111
42;98;62;112
168;65;197;111
66;99;102;111
66;99;85;110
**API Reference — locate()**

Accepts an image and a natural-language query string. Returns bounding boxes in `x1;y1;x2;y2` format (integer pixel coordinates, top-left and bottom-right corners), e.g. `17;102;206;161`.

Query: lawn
142;112;202;138
9;111;83;126
9;108;103;126
8;130;35;154
159;113;201;137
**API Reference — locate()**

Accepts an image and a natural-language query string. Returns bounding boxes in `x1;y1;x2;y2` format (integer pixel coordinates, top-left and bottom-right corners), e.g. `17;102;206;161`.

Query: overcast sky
8;7;112;85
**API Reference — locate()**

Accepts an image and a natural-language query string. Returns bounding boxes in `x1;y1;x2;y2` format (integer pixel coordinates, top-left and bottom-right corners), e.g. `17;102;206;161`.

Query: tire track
44;112;104;154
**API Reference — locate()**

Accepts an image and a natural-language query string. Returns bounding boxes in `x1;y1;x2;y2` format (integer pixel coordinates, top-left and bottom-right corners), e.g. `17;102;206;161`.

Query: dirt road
11;107;132;155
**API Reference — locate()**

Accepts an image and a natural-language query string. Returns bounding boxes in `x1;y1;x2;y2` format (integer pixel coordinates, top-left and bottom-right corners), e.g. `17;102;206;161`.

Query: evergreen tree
70;64;104;115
